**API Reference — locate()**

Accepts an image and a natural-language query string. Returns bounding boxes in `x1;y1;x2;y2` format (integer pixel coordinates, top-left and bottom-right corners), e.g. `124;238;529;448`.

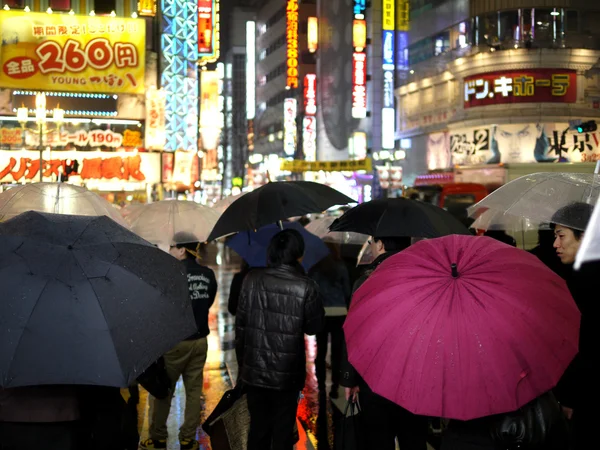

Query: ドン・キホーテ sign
0;10;145;94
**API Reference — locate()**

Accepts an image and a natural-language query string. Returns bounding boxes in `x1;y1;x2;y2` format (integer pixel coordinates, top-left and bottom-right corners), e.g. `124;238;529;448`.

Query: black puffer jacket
235;264;325;391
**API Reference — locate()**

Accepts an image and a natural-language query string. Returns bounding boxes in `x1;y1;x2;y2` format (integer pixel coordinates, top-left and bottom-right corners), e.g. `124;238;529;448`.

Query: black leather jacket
235;264;325;391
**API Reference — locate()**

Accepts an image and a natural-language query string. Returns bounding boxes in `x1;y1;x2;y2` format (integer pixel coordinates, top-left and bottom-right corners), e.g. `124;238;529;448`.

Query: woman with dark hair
550;202;598;450
308;242;351;398
236;229;324;450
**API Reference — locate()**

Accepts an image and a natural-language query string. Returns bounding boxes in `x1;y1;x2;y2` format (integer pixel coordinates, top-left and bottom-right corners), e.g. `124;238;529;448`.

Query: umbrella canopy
304;216;368;245
207;181;355;241
344;235;579;420
0;182;128;227
226;221;330;271
330;198;470;238
0;211;196;388
574;195;600;269
212;192;247;213
468;172;600;231
127;200;220;247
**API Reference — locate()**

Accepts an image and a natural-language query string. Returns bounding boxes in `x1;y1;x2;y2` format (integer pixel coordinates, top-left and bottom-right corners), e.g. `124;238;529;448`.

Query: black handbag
490;391;570;450
136;356;171;399
334;400;365;450
202;385;250;450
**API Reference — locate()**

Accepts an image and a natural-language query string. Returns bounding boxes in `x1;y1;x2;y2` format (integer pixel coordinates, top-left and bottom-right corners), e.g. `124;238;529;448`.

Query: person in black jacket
340;236;429;450
141;232;217;450
550;202;598;450
227;260;250;316
236;229;325;450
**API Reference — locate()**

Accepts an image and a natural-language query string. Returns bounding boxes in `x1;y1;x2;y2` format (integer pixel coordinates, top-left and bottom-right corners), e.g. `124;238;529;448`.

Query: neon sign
286;0;299;89
304;74;316;116
352;53;367;119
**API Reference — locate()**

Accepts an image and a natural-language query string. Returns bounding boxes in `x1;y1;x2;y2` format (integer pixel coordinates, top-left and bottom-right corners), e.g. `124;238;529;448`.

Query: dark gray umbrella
0;211;196;388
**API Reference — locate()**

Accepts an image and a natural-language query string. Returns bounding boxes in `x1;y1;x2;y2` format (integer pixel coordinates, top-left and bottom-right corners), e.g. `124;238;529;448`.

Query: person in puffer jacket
236;229;325;450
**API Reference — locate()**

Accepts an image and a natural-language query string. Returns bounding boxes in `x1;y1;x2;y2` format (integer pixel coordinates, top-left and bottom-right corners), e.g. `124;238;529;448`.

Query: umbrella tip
451;263;459;278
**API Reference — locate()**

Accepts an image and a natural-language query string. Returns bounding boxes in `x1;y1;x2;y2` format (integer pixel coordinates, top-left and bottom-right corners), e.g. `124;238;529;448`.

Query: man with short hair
551;202;597;450
236;229;324;450
141;232;217;450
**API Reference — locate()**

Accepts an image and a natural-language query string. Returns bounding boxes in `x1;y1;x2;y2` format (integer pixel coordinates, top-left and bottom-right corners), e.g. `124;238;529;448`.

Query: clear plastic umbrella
468;172;600;231
212;192;247;213
304;216;368;245
0;182;128;227
128;200;220;248
574;195;600;269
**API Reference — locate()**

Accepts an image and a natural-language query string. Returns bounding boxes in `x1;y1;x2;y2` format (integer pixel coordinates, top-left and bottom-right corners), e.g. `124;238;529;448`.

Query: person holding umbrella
142;232;218;450
340;235;429;450
235;229;325;450
550;202;598;450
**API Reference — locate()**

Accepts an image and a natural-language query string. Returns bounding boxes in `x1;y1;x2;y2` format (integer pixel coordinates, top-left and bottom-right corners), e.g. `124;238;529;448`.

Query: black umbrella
0;211;196;388
329;198;471;238
207;181;355;241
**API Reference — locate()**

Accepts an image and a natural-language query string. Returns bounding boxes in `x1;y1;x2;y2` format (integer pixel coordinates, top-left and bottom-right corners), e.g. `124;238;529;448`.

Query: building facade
394;0;600;187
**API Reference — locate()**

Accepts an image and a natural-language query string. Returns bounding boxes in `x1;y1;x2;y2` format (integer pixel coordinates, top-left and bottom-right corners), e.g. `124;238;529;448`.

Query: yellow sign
382;0;395;31
397;0;410;31
307;17;318;53
0;11;145;94
286;0;299;88
138;0;157;16
280;158;372;172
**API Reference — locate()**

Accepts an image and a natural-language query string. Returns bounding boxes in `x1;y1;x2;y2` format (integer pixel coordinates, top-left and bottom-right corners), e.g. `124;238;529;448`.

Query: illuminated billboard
308;17;318;53
352;52;367;119
286;0;299;89
284;98;297;156
198;0;220;65
352;0;367;119
246;21;256;120
304;74;317;116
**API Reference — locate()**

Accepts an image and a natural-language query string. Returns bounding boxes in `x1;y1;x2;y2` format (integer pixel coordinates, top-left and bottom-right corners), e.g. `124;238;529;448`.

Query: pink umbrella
344;235;580;420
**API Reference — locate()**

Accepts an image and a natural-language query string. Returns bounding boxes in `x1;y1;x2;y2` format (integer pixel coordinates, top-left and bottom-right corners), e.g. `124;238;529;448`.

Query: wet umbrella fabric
468;172;600;232
207;181;355;241
0;211;196;388
329;198;470;238
344;235;580;420
126;200;220;247
226;222;330;270
304;216;368;245
0;182;128;228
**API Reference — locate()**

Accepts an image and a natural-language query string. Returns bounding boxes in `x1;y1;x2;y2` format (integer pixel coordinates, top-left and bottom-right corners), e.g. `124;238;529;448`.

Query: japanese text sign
0;150;160;184
0;10;145;94
464;69;576;109
396;0;409;31
352;52;367;118
284;98;297;156
382;0;394;31
280;158;372;173
304;73;316;116
198;0;215;55
286;0;299;89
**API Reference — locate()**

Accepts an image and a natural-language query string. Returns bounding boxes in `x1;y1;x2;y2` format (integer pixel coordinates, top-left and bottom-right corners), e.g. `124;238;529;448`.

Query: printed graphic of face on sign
427;132;451;170
491;124;544;163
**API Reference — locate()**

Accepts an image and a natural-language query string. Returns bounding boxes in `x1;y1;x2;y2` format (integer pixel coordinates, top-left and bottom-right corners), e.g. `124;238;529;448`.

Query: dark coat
228;267;251;316
555;261;599;412
340;252;396;388
183;258;217;340
235;264;325;391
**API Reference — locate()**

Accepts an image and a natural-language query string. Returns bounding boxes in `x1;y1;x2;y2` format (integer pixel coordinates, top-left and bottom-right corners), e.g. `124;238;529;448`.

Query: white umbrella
468;172;600;231
128;200;220;247
304;216;368;245
212;192;247;213
574;195;600;269
0;182;128;227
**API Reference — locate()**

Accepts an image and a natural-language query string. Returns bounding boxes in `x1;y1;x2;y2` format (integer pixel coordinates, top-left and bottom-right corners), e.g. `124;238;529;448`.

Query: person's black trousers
358;386;428;450
316;315;346;392
0;422;79;450
246;387;299;450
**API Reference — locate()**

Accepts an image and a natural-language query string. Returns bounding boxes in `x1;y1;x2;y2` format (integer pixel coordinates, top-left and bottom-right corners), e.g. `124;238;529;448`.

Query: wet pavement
137;247;324;450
